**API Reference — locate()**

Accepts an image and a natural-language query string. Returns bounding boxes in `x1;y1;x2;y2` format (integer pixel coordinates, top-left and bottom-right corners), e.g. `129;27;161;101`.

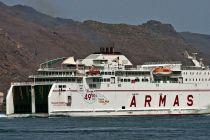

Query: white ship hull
47;83;210;116
6;82;210;117
49;110;209;117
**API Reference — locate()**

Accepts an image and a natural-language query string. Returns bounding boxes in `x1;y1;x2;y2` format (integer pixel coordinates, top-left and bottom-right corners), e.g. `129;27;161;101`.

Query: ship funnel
105;48;109;53
100;48;105;53
100;47;115;54
110;47;114;54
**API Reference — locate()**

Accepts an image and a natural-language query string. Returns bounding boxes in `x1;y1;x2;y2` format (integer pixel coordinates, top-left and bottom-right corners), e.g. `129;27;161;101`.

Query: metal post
31;86;36;114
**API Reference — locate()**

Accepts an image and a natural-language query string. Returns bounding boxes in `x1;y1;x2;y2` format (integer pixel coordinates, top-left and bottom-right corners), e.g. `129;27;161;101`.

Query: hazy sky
1;0;210;34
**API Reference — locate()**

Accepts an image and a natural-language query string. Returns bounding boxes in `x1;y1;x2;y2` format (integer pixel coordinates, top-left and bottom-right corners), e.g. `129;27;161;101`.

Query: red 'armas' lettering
187;95;193;106
144;95;152;107
173;95;179;106
130;95;136;107
159;95;166;107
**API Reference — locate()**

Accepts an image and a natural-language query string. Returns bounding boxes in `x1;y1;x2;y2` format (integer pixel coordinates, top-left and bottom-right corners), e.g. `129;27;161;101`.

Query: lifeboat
87;66;100;76
153;67;172;75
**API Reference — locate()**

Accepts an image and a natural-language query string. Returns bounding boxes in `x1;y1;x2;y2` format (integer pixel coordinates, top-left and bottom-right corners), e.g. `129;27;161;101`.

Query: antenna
184;51;205;68
184;51;192;59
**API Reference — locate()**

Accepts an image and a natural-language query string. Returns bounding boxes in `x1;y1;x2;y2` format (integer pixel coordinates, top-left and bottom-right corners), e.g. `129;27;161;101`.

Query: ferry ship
6;47;210;116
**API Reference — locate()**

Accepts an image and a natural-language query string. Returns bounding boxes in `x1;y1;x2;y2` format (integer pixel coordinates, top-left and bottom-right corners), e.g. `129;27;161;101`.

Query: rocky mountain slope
0;1;209;93
180;32;210;60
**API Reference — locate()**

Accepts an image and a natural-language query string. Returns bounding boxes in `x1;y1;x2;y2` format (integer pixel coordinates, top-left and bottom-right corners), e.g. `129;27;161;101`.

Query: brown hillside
0;2;209;93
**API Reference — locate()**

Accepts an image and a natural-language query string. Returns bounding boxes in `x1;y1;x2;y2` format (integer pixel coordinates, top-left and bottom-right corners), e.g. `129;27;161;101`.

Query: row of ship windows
100;72;115;75
115;71;150;76
89;84;97;88
120;78;149;82
58;85;66;89
40;71;76;75
93;78;110;82
36;78;82;83
183;72;210;75
92;78;149;83
185;78;210;82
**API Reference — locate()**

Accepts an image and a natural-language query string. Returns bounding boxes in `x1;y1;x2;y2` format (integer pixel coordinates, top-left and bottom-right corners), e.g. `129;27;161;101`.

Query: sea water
0;115;210;140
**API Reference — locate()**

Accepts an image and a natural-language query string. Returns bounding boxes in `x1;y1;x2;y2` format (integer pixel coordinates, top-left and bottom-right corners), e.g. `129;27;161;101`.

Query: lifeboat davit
87;66;100;76
153;67;172;75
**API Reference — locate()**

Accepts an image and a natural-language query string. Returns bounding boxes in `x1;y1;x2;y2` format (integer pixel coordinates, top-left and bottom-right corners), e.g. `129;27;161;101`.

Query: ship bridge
82;47;132;68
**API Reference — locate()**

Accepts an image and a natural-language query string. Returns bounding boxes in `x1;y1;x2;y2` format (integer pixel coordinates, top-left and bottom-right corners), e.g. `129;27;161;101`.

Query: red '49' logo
83;92;97;104
84;93;97;100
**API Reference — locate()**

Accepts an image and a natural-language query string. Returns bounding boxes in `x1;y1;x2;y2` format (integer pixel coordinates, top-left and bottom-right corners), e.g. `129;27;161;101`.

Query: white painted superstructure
6;48;210;116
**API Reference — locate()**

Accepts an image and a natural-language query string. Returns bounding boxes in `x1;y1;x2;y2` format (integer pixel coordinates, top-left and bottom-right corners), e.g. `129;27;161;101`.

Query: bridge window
142;78;149;82
89;84;96;89
123;79;131;82
93;78;95;82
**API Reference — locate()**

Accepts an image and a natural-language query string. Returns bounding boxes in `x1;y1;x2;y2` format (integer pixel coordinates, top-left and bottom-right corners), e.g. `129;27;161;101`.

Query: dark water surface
0;116;210;140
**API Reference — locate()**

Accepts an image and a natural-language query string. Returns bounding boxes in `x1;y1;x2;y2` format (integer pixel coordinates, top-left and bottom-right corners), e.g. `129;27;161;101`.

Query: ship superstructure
6;47;210;116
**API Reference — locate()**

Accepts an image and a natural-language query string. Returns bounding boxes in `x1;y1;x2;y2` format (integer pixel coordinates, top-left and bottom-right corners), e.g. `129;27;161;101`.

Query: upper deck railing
143;61;181;65
38;67;84;71
11;81;54;86
181;66;210;70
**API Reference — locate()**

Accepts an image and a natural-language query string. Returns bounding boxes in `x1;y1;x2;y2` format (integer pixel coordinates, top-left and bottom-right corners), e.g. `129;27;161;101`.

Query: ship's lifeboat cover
87;66;100;76
153;67;172;75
